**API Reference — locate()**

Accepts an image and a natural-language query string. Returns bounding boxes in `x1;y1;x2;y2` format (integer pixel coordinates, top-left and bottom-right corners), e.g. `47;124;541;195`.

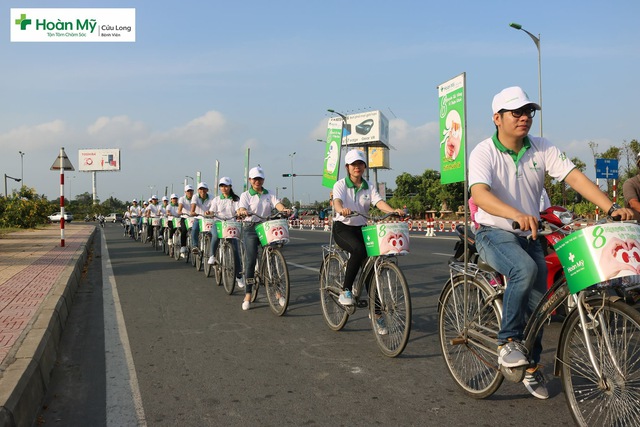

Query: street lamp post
509;22;542;138
289;152;296;206
18;151;25;186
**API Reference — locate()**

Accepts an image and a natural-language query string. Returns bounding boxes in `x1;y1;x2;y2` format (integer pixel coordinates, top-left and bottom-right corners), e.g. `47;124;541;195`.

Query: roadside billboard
342;110;389;147
78;149;120;171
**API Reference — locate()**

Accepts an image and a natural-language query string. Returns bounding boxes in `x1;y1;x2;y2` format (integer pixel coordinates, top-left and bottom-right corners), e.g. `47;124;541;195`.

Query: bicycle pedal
357;300;368;308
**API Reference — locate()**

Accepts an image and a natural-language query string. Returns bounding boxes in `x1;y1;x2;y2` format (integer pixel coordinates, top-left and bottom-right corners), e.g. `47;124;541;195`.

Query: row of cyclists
123;166;291;311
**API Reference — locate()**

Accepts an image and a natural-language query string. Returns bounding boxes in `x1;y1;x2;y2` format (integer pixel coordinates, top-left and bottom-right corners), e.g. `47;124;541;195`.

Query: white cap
219;176;232;186
345;149;367;166
132;199;137;203
184;185;194;192
197;182;209;190
144;200;149;205
162;196;168;201
249;167;265;179
492;86;541;114
151;195;158;200
170;193;179;199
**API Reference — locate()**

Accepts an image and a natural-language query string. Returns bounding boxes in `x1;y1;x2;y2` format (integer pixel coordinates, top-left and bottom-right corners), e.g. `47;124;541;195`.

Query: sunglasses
501;107;536;119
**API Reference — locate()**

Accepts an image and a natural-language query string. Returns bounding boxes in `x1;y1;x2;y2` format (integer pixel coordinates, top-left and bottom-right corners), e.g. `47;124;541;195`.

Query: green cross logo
15;13;32;30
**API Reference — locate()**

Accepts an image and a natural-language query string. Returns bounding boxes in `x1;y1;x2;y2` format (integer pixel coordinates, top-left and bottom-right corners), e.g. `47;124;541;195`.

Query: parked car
48;212;73;223
105;213;123;223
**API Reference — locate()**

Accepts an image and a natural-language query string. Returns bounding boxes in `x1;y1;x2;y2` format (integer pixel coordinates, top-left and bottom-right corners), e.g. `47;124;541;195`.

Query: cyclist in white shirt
177;185;195;257
208;177;242;284
166;194;180;245
190;182;214;254
159;196;169;216
237;167;290;311
128;199;142;237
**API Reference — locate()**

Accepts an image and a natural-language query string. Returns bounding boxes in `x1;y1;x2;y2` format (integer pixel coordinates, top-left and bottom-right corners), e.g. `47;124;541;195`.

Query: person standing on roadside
469;86;633;400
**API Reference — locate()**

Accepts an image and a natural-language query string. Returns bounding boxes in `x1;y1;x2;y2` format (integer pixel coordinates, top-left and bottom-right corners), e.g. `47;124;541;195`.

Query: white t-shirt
239;189;280;223
129;205;142;217
178;195;192;215
191;194;213;216
146;203;161;217
166;203;180;217
333;177;383;227
469;134;575;233
211;195;239;220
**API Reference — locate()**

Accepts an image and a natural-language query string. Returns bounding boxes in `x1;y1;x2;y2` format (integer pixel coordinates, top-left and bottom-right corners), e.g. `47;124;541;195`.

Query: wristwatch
607;203;622;216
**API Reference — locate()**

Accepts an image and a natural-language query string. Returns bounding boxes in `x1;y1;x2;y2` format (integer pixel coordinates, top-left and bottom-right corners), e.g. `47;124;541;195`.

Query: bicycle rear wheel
369;261;411;357
213;245;222;285
204;236;213;277
319;253;348;331
185;234;192;264
221;242;235;294
559;297;640;426
264;248;290;316
438;275;503;398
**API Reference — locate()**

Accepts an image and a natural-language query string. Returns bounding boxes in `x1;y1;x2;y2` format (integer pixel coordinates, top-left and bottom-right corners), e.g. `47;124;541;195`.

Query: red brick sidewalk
0;224;95;427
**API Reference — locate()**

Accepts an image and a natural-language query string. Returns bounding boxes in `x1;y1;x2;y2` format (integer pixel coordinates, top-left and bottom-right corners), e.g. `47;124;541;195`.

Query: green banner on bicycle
437;73;466;185
554;223;640;294
322;118;343;189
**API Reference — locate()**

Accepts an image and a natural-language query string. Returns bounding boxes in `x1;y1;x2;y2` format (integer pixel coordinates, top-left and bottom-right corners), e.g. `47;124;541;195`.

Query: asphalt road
37;224;575;426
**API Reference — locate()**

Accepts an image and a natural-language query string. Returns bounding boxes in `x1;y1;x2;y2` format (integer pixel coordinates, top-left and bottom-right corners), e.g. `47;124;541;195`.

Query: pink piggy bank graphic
268;225;287;242
225;225;239;239
600;237;640;279
379;231;409;254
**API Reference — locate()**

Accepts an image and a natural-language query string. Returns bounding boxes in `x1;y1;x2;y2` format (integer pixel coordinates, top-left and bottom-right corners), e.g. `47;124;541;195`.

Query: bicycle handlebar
345;211;406;222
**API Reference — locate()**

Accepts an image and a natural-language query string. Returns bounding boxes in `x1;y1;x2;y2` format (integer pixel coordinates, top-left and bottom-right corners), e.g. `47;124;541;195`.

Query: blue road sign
595;158;619;179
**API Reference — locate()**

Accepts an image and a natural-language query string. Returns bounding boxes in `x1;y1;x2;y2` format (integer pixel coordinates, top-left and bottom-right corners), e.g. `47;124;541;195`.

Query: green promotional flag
322;119;342;189
555;223;640;294
438;73;466;184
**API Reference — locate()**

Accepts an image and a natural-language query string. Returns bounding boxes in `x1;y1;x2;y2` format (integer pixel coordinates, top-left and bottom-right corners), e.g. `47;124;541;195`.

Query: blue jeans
211;233;242;278
474;226;546;364
243;224;260;295
191;220;200;248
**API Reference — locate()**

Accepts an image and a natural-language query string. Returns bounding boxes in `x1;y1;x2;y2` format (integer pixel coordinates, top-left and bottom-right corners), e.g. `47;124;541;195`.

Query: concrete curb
0;228;96;427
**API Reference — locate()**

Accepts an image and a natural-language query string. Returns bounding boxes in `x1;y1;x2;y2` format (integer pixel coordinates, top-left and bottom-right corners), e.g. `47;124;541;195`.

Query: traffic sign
595;158;618;179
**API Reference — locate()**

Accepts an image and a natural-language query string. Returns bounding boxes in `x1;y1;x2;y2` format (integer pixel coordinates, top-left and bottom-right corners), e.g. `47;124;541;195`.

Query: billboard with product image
78;149;121;171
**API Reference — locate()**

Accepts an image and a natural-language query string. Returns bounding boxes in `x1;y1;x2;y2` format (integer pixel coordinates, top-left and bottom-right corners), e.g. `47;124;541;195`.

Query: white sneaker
168;241;173;246
180;246;188;254
237;277;245;289
278;296;286;307
338;290;355;306
242;300;251;311
207;256;216;265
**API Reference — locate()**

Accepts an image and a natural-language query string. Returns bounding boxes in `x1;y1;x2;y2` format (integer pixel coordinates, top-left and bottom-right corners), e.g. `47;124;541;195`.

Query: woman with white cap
237;166;290;311
177;185;195;257
190;182;214;256
128;199;142;238
208;177;242;282
332;149;404;332
165;194;180;248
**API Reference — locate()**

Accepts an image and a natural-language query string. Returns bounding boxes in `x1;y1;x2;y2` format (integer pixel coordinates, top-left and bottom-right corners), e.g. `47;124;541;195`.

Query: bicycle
438;218;640;425
130;215;140;241
171;216;187;262
212;215;244;294
319;212;412;358
243;212;290;316
149;216;162;251
197;216;216;276
162;217;171;256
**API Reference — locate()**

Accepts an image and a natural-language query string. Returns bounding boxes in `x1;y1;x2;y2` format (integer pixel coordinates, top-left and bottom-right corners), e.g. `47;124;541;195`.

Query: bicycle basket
256;219;289;246
361;222;410;256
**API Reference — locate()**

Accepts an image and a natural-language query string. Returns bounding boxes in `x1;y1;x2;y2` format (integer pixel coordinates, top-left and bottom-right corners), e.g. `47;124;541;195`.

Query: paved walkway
0;224;95;427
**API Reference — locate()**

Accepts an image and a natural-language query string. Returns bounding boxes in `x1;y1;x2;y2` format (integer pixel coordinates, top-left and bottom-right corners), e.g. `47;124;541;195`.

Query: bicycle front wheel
221;242;235;294
559;297;640;426
438;275;503;398
319;253;348;331
153;228;160;251
204;237;213;278
263;248;290;316
369;261;411;357
173;230;181;261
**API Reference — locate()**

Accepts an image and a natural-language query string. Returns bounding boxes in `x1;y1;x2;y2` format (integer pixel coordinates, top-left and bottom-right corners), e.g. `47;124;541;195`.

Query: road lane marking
288;261;320;273
101;230;147;427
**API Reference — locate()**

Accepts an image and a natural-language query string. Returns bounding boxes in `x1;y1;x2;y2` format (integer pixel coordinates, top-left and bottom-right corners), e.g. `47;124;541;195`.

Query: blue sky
1;0;639;205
